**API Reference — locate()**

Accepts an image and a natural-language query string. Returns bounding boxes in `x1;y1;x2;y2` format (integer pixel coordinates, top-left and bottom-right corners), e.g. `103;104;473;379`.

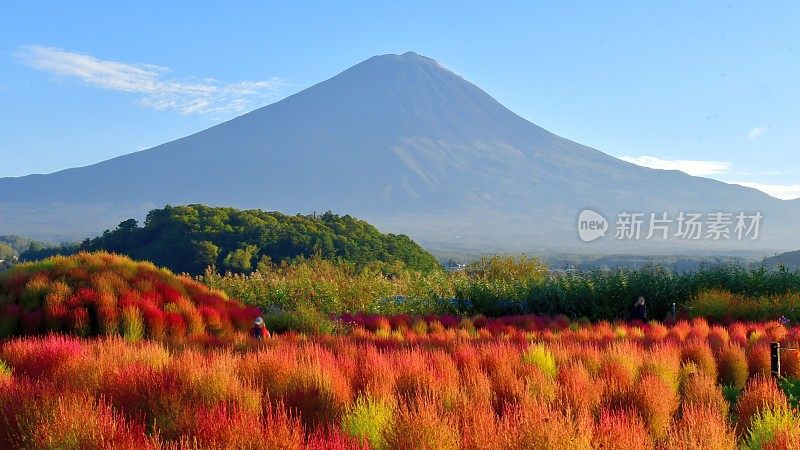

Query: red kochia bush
748;345;772;377
716;345;748;389
593;409;654;450
780;345;800;378
681;342;718;380
630;374;679;440
0;335;86;380
0;252;259;343
663;406;736;450
681;374;729;417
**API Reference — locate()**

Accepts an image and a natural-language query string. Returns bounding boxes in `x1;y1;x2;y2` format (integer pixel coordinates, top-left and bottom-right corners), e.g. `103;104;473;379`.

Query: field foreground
0;318;799;449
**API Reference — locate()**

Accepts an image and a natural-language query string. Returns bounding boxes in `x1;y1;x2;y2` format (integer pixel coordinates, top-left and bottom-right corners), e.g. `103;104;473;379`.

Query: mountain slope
1;52;797;252
764;250;800;269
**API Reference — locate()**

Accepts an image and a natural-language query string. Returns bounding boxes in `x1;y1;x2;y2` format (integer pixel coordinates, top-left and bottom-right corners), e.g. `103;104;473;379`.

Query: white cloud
730;182;800;200
748;125;769;141
619;155;732;176
17;45;279;115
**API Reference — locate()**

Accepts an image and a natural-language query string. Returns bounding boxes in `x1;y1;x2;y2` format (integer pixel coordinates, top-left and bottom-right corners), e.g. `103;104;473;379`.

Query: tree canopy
79;205;442;275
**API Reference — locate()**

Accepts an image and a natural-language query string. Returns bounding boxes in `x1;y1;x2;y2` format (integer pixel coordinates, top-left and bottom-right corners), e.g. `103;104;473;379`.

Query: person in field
251;317;270;340
632;296;648;321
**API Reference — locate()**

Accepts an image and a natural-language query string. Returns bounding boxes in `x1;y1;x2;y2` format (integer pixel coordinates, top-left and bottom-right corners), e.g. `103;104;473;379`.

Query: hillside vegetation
0;252;259;342
79;205;441;275
204;257;800;327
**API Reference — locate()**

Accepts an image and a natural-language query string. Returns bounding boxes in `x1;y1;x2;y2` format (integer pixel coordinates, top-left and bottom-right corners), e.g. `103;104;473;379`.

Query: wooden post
770;342;781;379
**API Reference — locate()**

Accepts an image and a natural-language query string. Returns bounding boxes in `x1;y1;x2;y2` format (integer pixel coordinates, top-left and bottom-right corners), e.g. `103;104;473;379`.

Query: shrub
641;344;681;393
121;305;145;342
599;344;642;391
717;345;748;389
708;326;730;353
736;376;789;436
522;344;557;378
501;400;593;449
341;395;394;449
0;360;11;385
557;363;602;415
662;406;736;450
0;252;257;342
630;374;679;440
780;347;800;378
748;345;772;378
1;317;799;447
283;359;352;428
744;405;800;450
681;374;729;417
681;342;718;380
385;396;459;450
32;395;150;449
264;304;339;334
593;409;654;450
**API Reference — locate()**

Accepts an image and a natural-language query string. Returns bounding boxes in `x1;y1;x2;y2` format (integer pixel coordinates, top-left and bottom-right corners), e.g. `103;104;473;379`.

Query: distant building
446;259;467;272
551;264;579;275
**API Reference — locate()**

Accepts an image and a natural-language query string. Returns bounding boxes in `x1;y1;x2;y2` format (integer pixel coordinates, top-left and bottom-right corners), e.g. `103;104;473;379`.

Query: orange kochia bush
0;252;260;342
0;320;796;448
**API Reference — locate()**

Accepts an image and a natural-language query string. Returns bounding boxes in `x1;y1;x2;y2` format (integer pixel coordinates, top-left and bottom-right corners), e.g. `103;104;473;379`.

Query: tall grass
201;256;800;323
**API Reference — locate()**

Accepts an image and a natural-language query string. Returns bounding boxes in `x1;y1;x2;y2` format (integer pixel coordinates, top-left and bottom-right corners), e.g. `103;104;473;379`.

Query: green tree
0;243;14;261
223;245;259;273
193;240;220;269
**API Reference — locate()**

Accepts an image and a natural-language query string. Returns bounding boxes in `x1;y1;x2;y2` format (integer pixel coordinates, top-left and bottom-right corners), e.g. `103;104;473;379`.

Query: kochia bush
0;252;259;343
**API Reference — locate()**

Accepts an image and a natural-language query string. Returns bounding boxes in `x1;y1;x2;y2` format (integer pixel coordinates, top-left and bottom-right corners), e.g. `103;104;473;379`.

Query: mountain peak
398;51;432;61
1;52;797;253
363;51;442;68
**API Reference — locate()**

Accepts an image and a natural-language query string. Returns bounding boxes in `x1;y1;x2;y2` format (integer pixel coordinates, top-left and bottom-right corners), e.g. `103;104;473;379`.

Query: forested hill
80;205;442;275
0;235;55;260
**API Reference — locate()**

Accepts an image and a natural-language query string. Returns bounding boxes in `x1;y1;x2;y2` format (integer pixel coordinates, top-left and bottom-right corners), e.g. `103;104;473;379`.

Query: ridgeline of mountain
763;250;800;270
1;52;797;252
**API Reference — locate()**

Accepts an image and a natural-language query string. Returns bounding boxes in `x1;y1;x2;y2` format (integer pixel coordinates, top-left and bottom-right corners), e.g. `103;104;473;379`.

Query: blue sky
1;1;798;198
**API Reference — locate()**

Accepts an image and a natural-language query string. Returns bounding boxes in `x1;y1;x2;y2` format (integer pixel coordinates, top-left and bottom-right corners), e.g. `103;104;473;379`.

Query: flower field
0;317;798;449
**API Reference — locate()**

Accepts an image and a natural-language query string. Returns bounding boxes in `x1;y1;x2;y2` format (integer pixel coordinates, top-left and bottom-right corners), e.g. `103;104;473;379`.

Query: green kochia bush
522;344;557;378
341;395;394;449
262;303;340;335
744;405;800;449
